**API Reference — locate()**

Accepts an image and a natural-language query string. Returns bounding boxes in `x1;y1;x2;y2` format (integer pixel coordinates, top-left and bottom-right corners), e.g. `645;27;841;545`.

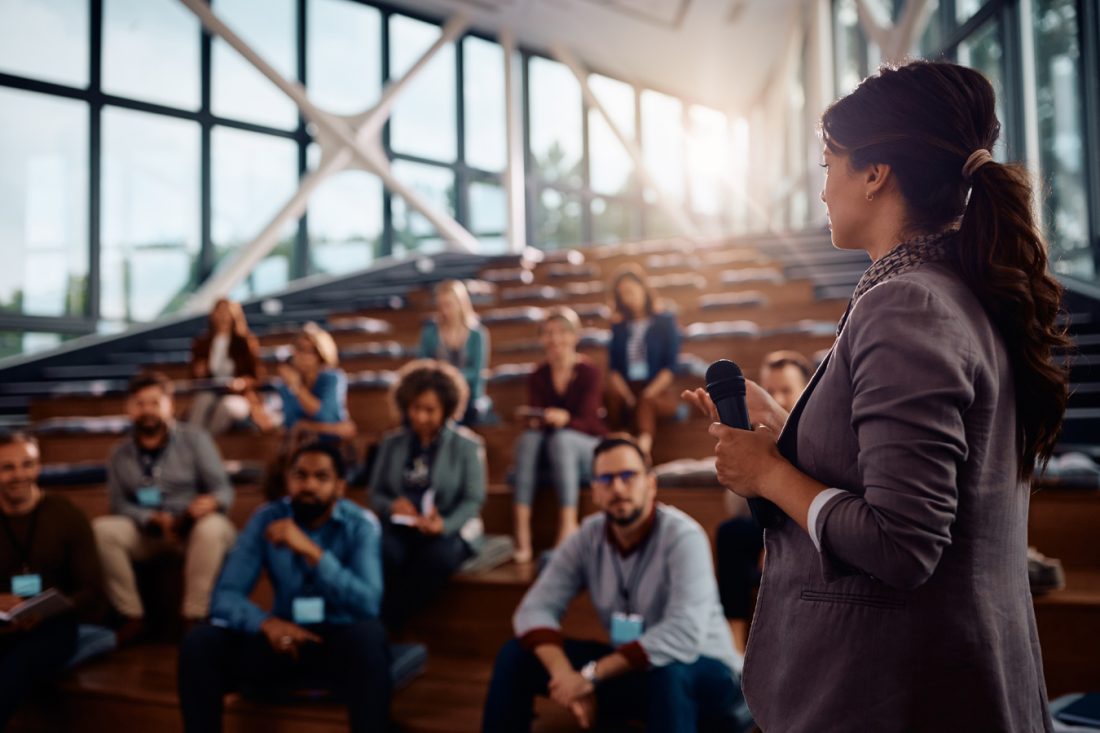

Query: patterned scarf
836;228;958;336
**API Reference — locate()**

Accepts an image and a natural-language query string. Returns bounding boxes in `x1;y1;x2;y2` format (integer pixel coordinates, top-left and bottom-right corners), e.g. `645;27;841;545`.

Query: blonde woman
417;280;491;424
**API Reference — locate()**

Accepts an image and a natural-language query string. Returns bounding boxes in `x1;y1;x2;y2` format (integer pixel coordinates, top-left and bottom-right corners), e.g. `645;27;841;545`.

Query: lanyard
139;447;164;482
1;504;41;573
608;514;659;614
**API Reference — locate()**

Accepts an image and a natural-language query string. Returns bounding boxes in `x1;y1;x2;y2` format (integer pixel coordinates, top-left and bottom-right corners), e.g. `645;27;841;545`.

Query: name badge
610;611;645;646
12;573;43;598
292;597;325;625
136;486;163;508
627;361;648;382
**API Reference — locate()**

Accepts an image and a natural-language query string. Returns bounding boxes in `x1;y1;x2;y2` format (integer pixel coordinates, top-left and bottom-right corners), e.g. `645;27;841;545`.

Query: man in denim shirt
178;441;390;732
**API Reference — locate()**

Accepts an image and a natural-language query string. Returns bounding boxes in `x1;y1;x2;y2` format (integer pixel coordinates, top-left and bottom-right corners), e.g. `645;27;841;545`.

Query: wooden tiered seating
16;234;1100;730
1028;487;1100;698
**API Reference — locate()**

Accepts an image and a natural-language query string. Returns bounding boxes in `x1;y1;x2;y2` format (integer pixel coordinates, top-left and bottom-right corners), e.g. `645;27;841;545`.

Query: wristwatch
580;660;599;686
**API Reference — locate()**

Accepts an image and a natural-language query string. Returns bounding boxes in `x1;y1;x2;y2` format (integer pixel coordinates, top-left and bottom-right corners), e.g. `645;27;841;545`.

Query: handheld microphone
705;359;784;528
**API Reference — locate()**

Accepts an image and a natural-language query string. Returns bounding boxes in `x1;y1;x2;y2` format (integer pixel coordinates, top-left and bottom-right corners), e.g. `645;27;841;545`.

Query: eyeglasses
591;469;641;489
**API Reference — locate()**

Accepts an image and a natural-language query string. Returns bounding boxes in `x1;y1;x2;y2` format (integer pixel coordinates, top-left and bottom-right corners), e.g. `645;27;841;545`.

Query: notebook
0;589;74;624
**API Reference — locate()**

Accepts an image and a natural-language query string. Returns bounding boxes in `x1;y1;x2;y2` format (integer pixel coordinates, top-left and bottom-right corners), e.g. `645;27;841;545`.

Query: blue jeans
178;621;391;733
482;638;748;733
0;617;78;727
512;428;600;508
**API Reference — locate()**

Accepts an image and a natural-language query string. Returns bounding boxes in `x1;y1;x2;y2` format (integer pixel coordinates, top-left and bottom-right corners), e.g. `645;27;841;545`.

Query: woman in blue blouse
275;322;357;445
605;266;681;457
418;280;492;424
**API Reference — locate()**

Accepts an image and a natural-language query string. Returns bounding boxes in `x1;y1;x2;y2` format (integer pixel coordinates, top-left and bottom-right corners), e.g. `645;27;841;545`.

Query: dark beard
291;496;334;526
135;417;165;437
608;506;643;527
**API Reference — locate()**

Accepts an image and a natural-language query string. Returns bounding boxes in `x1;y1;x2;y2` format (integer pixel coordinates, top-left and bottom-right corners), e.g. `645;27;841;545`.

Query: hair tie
962;149;993;181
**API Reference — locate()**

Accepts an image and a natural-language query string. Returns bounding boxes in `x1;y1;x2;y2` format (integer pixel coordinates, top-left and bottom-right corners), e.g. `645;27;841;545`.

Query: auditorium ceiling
383;0;802;113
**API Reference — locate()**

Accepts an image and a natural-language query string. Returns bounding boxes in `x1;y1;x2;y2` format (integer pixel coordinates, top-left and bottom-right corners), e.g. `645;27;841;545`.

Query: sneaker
1028;546;1065;595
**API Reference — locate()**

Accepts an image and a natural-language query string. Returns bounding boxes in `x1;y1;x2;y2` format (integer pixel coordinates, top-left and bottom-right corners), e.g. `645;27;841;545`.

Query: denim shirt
277;368;349;429
209;498;383;633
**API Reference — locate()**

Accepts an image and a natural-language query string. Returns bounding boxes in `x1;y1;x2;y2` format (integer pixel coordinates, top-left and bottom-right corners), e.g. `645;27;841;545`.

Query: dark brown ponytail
957;160;1070;479
821;61;1070;481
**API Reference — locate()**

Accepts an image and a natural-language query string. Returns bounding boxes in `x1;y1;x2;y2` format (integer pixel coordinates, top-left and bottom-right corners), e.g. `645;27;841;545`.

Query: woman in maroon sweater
511;307;606;563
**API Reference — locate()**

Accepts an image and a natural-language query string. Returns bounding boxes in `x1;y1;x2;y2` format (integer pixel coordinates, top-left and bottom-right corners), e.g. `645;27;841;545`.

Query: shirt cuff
807;488;846;552
518;627;564;651
616;641;649;670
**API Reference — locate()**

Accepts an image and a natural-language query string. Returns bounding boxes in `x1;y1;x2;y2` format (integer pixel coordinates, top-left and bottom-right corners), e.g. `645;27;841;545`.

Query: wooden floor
8;566;612;733
11;643;495;733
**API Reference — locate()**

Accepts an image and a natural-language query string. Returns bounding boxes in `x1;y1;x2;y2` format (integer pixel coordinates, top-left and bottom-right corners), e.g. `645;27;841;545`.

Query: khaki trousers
93;513;236;620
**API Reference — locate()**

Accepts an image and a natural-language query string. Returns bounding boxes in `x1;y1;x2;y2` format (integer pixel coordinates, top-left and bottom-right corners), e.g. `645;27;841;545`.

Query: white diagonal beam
854;0;934;63
178;0;478;311
355;15;470;145
186;150;354;314
551;44;701;241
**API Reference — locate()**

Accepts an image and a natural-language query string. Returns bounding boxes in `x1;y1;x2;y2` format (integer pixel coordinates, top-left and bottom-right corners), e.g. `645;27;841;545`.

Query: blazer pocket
800;589;906;611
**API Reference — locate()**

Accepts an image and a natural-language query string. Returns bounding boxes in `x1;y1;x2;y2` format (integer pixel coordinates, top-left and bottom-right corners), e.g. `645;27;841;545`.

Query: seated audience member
369;360;486;630
188;298;269;436
93;371;236;642
482;436;744;733
512;306;606;563
0;431;106;727
275;322;356;445
715;350;812;654
605;266;682;457
179;441;389;733
417;280;492;424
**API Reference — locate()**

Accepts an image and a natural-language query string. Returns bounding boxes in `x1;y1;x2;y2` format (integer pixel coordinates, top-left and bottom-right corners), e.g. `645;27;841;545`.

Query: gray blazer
368;423;487;548
743;262;1052;732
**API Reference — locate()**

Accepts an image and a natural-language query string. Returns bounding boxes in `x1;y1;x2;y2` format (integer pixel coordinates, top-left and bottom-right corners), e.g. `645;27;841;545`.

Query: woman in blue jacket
606;266;681;457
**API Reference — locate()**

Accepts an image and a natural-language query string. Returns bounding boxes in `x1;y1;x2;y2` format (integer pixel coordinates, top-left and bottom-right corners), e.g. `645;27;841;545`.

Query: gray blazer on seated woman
369;360;487;631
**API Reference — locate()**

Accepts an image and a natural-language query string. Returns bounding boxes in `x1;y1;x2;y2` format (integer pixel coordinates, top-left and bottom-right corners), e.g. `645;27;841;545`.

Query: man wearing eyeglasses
482;435;749;732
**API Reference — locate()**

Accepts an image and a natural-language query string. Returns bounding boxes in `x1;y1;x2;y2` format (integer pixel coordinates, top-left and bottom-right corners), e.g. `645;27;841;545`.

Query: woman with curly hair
369;360;487;630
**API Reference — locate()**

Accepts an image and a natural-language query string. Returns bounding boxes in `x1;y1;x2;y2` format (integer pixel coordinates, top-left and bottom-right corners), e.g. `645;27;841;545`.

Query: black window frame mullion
455;33;468;229
294;0;309;281
380;7;394;258
998;0;1025;162
199;0;214;283
88;0;103;324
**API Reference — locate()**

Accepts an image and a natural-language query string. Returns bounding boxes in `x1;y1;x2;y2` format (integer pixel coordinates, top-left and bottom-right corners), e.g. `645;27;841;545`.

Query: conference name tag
610;612;645;646
136;487;163;508
292;597;325;625
627;361;649;382
11;573;43;598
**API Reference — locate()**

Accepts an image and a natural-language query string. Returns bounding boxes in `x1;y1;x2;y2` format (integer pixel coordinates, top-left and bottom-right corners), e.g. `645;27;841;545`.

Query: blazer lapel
428;426;453;505
776;347;833;466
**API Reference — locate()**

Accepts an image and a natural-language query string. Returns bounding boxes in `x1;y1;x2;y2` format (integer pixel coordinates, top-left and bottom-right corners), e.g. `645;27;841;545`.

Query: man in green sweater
0;430;106;727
